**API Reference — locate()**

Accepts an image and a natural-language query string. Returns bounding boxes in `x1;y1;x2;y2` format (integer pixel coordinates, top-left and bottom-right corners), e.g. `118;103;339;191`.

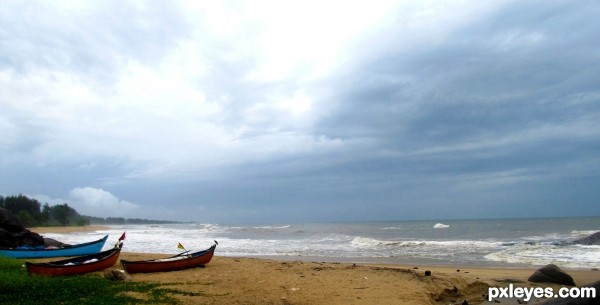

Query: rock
43;238;70;248
0;228;19;248
424;270;431;276
0;207;26;232
20;230;44;247
103;269;132;281
528;264;575;286
573;231;600;245
0;207;44;248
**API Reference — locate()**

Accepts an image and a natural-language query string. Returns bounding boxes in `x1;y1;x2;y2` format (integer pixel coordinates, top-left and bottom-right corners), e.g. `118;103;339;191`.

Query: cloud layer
2;0;599;222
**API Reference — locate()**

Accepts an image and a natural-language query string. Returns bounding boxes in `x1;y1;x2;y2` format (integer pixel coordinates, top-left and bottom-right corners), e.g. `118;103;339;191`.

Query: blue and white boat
0;235;108;259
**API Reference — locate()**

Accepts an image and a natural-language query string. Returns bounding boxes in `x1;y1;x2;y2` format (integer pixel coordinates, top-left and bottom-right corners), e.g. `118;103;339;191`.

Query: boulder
528;264;576;286
0;207;45;248
0;207;26;233
573;231;600;245
43;238;70;248
0;228;19;248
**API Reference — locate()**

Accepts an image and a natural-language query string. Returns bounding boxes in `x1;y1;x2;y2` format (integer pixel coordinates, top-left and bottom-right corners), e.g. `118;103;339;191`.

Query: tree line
0;194;180;227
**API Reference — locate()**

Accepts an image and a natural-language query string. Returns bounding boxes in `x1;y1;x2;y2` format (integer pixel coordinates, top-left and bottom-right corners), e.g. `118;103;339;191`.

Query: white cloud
30;187;139;218
67;187;139;218
3;0;497;181
3;0;600;222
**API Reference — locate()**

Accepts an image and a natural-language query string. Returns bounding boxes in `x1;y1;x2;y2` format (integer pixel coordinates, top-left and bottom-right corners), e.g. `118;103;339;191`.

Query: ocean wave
38;219;600;269
206;224;292;232
252;225;292;230
350;236;502;249
570;230;599;239
485;243;600;268
351;237;405;247
433;223;450;229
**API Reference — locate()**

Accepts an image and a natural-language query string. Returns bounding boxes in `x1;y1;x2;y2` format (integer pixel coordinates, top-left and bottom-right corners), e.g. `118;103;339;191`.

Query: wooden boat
26;234;125;276
0;235;108;259
121;241;217;274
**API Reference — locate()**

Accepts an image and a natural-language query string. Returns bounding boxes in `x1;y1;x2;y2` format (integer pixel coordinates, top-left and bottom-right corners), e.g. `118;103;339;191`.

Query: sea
42;217;600;269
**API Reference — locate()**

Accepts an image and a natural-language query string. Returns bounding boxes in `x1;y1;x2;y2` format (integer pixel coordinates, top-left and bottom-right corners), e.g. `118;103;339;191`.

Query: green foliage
15;210;35;227
1;195;43;224
50;203;79;226
0;257;180;305
1;194;181;227
0;194;61;227
75;217;89;226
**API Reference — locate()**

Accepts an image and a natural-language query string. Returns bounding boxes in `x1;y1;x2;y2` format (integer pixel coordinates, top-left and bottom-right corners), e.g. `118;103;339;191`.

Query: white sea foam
252;225;291;230
433;223;450;229
351;236;502;249
485;244;600;268
36;218;600;269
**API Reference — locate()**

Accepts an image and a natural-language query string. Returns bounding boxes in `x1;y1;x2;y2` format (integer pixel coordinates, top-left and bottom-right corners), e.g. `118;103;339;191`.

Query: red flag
119;232;126;241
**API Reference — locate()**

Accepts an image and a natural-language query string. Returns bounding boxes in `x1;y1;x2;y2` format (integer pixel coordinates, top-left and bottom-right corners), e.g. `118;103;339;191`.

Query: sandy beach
28;226;600;305
29;225;111;234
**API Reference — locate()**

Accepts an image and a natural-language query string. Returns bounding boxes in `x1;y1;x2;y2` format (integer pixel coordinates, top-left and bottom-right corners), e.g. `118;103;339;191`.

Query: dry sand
28;226;600;305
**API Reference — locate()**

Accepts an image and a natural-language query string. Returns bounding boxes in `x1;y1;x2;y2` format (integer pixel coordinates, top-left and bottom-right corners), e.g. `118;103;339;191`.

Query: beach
28;225;600;304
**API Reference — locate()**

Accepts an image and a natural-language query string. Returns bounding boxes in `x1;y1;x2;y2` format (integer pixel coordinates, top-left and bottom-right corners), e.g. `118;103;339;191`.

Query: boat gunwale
120;244;216;265
0;235;108;252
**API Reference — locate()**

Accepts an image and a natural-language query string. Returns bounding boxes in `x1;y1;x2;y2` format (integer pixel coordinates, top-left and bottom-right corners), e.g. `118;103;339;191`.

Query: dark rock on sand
573;231;600;245
0;207;44;248
43;237;70;247
528;264;576;286
540;280;599;305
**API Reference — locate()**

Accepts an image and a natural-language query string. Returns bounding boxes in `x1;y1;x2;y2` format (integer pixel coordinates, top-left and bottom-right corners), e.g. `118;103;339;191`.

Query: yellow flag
177;243;185;250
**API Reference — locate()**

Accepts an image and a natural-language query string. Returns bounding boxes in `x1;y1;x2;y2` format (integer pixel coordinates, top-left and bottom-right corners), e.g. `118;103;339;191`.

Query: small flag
115;231;126;248
177;242;186;250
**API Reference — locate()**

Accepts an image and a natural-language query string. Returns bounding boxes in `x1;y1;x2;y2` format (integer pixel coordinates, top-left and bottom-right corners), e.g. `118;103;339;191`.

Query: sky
1;0;599;223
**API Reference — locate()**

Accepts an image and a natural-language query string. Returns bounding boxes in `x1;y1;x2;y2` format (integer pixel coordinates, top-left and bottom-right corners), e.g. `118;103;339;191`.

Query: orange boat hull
121;243;216;274
26;247;121;277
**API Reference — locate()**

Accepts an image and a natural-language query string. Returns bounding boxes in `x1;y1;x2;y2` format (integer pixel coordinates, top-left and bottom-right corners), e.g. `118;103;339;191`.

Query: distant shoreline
28;225;111;234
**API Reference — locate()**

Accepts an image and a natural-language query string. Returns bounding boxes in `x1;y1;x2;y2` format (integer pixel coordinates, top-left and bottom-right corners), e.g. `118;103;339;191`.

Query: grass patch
0;257;180;305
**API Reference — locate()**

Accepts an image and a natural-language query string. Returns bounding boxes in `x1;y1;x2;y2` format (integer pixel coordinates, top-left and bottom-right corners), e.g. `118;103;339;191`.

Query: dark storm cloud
1;1;599;222
314;0;600;178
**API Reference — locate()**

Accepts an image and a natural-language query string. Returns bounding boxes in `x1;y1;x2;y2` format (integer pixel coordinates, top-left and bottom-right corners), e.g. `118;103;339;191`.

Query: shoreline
26;226;599;304
28;225;111;234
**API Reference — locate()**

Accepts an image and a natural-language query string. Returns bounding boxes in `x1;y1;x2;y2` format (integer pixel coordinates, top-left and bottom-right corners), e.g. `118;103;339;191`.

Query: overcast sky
1;0;599;223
